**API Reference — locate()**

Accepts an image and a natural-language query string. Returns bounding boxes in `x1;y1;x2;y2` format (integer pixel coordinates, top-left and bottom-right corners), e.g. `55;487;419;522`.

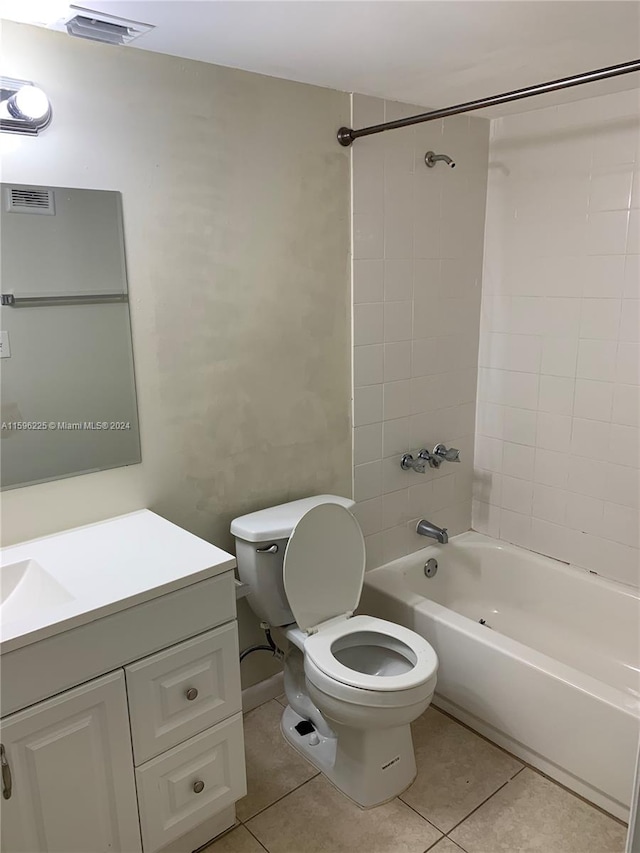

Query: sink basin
1;559;74;624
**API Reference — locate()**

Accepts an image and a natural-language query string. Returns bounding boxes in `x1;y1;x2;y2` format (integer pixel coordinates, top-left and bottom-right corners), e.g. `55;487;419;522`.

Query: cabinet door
0;670;141;853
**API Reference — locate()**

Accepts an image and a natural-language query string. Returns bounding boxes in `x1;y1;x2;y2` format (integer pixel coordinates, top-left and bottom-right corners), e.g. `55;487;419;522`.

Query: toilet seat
305;652;437;710
304;614;438;693
283;502;438;703
283;502;366;632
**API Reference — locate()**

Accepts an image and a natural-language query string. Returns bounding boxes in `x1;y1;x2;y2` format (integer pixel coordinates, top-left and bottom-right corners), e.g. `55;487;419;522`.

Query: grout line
398;796;446;836
444;838;471;853
434;707;624;827
240;773;320;825
423;836;446;852
243;823;271;853
522;764;628;827
430;834;470;853
444;777;512;836
195;821;240;853
430;704;526;771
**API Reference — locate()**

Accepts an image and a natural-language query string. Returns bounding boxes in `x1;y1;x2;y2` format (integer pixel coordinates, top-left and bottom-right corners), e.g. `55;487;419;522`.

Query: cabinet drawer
135;713;246;853
125;623;241;764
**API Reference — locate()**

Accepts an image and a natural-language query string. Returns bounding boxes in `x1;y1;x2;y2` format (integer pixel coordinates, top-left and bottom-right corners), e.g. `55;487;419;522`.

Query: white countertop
1;510;236;654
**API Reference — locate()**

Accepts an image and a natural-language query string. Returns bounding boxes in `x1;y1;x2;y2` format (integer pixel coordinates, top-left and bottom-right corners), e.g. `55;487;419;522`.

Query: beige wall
474;88;640;588
0;21;352;686
351;94;489;568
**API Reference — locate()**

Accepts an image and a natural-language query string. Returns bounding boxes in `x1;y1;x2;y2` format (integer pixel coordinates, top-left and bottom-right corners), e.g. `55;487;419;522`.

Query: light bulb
7;86;50;122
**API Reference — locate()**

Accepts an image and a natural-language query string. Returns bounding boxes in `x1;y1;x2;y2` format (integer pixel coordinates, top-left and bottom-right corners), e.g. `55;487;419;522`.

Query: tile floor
204;697;628;853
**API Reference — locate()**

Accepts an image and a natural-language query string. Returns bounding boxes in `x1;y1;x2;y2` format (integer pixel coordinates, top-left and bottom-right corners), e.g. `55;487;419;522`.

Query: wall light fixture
0;77;52;136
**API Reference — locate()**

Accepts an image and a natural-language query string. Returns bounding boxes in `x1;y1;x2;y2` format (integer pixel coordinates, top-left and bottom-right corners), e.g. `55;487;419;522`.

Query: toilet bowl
231;496;439;808
283;612;437;807
303;615;437;716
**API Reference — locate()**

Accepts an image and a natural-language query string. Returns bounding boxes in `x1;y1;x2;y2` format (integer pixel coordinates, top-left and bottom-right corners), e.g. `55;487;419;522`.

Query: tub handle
434;444;460;464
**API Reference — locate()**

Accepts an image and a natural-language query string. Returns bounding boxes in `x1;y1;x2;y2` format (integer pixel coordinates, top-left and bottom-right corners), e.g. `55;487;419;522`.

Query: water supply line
239;623;285;663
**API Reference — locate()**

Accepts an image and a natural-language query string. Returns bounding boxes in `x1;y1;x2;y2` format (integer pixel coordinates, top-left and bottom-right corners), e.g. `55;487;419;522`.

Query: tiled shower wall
474;88;640;588
351;94;490;569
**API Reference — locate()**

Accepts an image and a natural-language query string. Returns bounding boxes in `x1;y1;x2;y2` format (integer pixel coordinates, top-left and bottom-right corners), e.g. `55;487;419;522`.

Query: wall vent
51;6;154;46
6;187;55;215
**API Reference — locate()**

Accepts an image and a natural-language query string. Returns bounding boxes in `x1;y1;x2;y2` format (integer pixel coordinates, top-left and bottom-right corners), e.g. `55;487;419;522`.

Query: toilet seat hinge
306;611;353;635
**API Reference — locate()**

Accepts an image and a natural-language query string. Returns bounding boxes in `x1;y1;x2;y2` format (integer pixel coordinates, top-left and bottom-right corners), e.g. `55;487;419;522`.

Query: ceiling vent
51;6;154;46
5;187;55;215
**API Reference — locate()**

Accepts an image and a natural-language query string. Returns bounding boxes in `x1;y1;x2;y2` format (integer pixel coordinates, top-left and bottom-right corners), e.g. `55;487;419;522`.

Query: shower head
425;151;456;168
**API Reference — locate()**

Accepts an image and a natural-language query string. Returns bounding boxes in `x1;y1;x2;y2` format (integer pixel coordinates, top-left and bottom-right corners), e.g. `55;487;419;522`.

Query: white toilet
231;495;438;808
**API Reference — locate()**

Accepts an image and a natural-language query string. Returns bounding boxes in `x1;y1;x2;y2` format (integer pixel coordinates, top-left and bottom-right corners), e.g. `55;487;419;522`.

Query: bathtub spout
416;519;448;544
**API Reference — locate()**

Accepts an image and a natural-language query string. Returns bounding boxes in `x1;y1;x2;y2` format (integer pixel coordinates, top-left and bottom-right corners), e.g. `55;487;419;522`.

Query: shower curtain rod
337;58;640;146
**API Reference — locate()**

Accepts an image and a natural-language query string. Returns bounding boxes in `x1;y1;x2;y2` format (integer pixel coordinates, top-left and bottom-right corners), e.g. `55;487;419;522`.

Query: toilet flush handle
256;543;278;554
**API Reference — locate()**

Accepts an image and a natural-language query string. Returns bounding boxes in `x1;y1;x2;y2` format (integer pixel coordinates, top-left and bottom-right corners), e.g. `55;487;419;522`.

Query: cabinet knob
185;687;198;701
193;780;205;794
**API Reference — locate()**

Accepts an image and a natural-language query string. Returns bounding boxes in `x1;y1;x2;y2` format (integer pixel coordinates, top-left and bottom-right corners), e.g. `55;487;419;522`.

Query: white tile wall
474;88;640;588
352;94;490;569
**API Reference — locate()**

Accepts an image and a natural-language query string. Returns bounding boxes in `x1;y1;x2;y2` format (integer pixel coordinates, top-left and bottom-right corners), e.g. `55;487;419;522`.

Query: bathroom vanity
0;511;246;853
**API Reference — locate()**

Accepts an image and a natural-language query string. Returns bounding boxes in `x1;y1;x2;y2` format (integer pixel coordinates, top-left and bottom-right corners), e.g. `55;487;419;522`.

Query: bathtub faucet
416;519;449;544
401;444;461;472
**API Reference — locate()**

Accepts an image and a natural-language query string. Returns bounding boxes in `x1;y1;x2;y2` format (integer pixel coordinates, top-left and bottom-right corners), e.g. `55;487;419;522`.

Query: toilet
231;495;438;808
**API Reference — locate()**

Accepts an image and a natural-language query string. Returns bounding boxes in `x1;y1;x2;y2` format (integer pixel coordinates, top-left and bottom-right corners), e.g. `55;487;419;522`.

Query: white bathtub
360;531;639;821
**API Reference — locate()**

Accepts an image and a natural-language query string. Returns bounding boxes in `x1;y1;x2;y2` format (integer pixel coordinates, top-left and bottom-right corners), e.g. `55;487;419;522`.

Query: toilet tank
231;495;355;627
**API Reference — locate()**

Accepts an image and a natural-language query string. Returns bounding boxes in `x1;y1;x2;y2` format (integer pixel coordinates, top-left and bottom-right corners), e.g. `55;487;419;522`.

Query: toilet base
281;705;337;776
280;705;417;809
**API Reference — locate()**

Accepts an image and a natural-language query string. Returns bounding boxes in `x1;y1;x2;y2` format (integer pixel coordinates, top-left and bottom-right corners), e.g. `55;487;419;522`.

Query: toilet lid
283;503;366;632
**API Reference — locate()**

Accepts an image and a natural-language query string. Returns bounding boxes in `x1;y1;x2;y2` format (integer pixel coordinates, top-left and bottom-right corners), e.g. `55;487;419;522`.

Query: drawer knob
193;780;205;794
185;687;198;701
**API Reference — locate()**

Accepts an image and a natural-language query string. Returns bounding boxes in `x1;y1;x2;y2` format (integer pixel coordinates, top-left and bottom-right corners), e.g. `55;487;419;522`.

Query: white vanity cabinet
0;587;245;853
0;671;142;853
1;511;247;853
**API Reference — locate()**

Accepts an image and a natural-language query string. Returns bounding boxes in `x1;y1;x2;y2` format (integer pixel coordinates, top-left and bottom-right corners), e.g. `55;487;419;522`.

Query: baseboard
242;670;285;712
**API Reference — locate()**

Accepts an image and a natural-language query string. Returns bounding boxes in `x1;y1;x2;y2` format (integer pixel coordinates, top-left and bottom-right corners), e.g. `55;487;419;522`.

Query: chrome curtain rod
337;58;640;146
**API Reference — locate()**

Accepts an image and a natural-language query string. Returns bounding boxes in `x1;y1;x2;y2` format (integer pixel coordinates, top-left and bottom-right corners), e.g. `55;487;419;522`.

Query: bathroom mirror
0;183;141;489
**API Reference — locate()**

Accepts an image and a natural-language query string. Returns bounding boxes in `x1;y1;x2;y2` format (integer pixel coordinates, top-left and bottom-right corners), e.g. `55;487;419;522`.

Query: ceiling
2;1;639;116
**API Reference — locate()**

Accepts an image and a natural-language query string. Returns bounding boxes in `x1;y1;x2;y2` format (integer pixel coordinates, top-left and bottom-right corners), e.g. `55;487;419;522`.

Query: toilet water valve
240;623;285;663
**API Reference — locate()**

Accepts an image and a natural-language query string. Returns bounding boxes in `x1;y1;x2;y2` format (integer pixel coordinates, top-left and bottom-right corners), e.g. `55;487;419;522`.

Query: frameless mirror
0;183;141;489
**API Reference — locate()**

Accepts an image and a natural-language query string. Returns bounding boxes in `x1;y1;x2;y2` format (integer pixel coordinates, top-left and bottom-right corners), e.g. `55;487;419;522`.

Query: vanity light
7;85;50;121
0;78;52;136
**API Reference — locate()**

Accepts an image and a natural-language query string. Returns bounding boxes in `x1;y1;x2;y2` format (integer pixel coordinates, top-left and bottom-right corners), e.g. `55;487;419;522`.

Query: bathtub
360;531;639;821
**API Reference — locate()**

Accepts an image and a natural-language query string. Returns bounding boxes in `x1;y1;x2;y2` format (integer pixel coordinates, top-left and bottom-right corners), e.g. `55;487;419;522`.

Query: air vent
6;187;55;215
52;6;154;46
